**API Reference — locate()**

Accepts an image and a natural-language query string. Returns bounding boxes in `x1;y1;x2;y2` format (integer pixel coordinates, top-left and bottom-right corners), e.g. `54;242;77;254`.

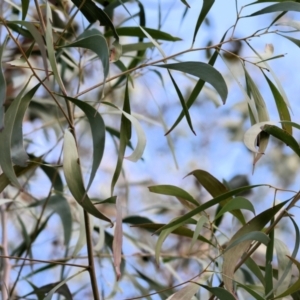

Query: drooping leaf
263;72;292;134
132;223;214;246
71;0;119;40
26;282;73;300
278;33;300;48
197;284;236;300
274;256;300;298
262;124;300;157
110;79;131;195
237;283;265;300
44;270;85;300
39;163;63;193
63;130;112;224
155;219;189;264
274;239;292;295
189;215;208;251
224;231;270;253
155;62;227;104
156;185;264;233
165;31;229;135
44;195;72;247
167;70;195;134
46;3;67;95
63;96;106;191
166;282;200;300
244;68;269;122
0;36;8;131
149;185;199;207
11;214;52;257
188;169;246;224
11;83;41;166
244;257;266;286
222;201;288;294
0;79;37;188
192;0;215;44
105;26;181;41
248;2;300;17
21;0;30;20
0;157;40;193
113;198;123;280
214;197;255;220
59;29;109;84
8;21;48;77
244;121;276;153
122;42;154;53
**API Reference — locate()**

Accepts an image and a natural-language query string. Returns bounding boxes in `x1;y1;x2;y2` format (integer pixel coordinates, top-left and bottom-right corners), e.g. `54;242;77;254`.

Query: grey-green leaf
63;130;112;225
155;62;228;104
248;2;300;17
60;29;109;80
0;36;8;131
63;96;105;191
0;80;37;188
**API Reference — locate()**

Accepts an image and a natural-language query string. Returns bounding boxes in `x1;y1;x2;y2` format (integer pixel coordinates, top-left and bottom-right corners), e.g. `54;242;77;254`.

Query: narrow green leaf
197;284;236;300
248;2;300;17
0;36;8;131
272;216;299;296
46;3;67;94
28;282;73;300
244;257;266;286
44;270;85;300
274;239;292;295
263;73;292;134
123;216;153;225
166;282;200;300
105;27;181;41
274;256;300;298
262;124;300;157
63;130;112;224
155;62;227;104
237;283;265;300
39;163;63;192
132;223;214;246
180;0;190;8
278;33;300;48
60;29;109;83
63;96;105;191
214;197;255;220
280;121;300;130
71;0;119;40
21;0;30;20
0;79;33;188
168;70;195;134
190;216;208;251
47;195;72;247
156;185;264;233
12;214;52;257
156;219;189;264
192;0;215;44
0;157;40;193
188;169;246;224
149;185;199;207
11;83;41;166
111;79;131;195
222;201;288;294
163;31;228;135
244;68;269;122
122;42;154;53
8;21;48;77
225;231;270;252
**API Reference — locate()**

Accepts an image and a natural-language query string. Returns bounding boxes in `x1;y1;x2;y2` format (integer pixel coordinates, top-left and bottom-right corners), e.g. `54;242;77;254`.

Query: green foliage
1;0;300;299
